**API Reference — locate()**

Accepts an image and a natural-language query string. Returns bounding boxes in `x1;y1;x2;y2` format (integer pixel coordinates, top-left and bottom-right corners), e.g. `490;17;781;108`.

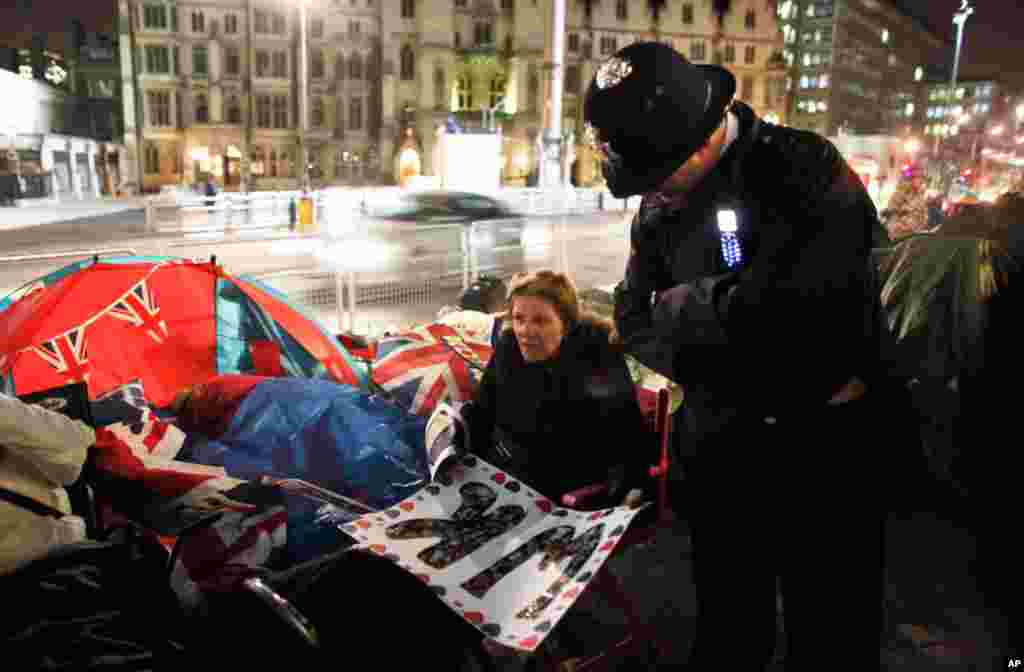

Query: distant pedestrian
204;175;218;208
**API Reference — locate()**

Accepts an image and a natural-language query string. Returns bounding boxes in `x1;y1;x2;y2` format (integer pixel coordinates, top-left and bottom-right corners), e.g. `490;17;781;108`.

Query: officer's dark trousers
683;395;885;671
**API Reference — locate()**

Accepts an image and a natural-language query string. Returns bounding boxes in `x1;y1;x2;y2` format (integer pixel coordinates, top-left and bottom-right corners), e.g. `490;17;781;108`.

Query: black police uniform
614;100;894;670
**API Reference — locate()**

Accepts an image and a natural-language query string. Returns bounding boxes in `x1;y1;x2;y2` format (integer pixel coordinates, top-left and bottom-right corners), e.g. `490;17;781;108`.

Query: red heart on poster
369;544;387;555
415;573;431;584
463;611;485;625
519;636;539;650
399;501;416;512
536;499;553;513
356;519;372;529
588;511;604;521
562;587;580;600
599;541;616;552
492;472;507;484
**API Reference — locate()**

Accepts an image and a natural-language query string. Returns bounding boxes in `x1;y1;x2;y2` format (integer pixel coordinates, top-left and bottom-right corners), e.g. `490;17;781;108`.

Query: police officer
584;42;893;670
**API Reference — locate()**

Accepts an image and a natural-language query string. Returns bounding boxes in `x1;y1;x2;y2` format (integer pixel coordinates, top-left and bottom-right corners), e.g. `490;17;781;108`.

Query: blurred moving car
356;190;527;276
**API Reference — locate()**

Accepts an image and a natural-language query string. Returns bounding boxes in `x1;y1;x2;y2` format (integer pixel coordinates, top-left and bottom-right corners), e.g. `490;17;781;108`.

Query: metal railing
0;247;139;265
143;187;641;234
251;215;629;337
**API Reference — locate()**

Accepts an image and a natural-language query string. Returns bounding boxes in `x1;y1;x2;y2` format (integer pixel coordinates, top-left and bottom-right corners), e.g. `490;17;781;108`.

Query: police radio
717;208;743;268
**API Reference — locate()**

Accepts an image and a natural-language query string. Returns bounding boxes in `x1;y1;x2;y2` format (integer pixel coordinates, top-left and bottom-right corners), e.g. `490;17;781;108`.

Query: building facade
778;0;945;138
120;0;785;191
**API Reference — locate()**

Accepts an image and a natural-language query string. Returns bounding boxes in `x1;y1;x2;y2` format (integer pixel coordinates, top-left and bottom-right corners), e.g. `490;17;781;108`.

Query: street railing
144;187;641;234
251;214;629;338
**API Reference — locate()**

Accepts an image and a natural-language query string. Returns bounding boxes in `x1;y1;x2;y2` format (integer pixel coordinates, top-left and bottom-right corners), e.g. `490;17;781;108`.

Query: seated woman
460;270;652;504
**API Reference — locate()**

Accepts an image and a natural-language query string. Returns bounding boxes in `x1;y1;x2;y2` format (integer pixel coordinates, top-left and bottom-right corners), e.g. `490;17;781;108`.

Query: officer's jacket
614;101;892;423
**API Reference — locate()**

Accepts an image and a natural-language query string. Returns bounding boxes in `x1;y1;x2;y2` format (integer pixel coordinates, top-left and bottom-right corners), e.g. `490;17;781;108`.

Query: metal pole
944;2;973;177
541;0;566;188
297;0;311;193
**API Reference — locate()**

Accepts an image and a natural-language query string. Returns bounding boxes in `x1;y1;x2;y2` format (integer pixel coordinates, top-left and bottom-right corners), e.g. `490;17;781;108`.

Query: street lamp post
297;0;311;193
540;0;566;188
936;1;973;188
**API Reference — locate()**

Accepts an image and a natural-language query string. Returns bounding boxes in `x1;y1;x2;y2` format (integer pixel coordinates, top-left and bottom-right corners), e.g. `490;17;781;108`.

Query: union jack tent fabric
371;322;494;417
0;257;367;404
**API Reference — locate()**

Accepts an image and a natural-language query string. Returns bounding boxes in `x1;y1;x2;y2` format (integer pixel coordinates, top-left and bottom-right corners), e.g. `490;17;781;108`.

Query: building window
490;75;505;108
191;11;204;33
348;52;362;79
690;41;705;61
615;0;627;20
144;45;170;73
474;23;493;46
744;45;756;64
457;75;473;110
501;0;514;9
225;46;240;75
312;50;325;78
334;54;345;80
192;46;208;77
400;45;415;80
527;69;538;111
312;97;324;127
564;65;580;95
251;147;265;176
348;20;360;36
143;4;167;29
744;10;755;29
600;36;617;55
682;3;693;24
254;10;268;33
401;0;414;19
272;95;288;128
147;90;171;126
256;94;271;127
255;50;269;77
224;14;237;34
454;31;461;48
724;44;735;63
271;12;286;35
434;68;445;109
311;18;324;38
568;33;579;52
194;93;209;122
455;0;467;6
272;51;287;78
226;95;241;123
349;97;362;129
741;76;754;101
144;142;160;173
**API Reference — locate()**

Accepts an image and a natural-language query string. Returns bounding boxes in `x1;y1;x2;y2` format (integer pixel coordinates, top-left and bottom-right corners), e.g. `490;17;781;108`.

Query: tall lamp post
540;0;566;188
297;0;311;193
942;1;973;183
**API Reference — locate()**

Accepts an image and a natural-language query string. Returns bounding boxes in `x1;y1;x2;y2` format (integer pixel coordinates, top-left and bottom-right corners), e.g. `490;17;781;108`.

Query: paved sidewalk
0;196;148;231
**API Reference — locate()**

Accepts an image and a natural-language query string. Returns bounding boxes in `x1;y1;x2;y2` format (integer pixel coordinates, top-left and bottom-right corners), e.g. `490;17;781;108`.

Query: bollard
298;196;314;233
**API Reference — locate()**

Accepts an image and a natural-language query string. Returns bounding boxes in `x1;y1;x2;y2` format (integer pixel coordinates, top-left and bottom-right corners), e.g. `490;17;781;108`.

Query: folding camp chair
535;385;678;672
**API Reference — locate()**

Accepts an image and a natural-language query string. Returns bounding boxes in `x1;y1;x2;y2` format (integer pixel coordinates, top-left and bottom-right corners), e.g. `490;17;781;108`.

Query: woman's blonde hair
505;270;580;328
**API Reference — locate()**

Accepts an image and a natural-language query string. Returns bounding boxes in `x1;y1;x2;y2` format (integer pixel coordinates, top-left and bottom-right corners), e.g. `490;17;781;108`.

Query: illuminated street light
990;125;1005;136
297;0;311;193
1017;104;1024;121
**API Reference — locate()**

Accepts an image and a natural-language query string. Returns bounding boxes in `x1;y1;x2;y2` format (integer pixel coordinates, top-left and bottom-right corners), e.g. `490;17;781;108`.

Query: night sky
3;0;1023;88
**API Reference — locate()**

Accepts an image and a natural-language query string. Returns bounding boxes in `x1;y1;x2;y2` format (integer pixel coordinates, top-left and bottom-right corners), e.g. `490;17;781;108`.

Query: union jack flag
372;323;493;417
105;279;169;344
31;325;92;384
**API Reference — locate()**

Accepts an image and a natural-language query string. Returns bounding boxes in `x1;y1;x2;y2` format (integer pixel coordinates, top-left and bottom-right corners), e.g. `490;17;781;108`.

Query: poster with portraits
340;455;643;651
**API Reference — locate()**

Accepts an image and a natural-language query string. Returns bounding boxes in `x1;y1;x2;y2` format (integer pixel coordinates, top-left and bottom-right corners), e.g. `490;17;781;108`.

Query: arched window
311;49;325;79
194;93;209;123
335;53;345;80
348;52;362;80
400;45;415;81
311;97;324;127
457;75;473;110
225;95;241;124
490;75;505;108
434;67;446;109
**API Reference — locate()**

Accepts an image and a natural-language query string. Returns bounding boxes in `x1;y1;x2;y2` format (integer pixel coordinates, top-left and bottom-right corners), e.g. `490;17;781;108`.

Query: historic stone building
119;0;785;190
